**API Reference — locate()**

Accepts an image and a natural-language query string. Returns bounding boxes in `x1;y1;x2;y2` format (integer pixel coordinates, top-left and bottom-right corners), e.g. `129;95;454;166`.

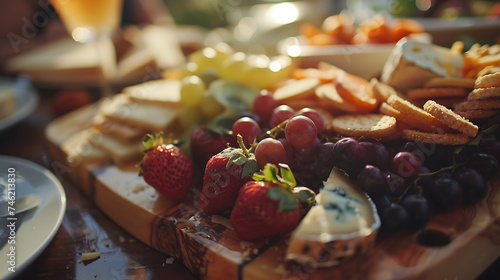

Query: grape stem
236;134;251;158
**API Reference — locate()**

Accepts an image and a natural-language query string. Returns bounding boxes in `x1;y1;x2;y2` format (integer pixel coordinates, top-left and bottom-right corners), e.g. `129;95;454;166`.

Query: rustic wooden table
1;85;499;280
0;88;197;279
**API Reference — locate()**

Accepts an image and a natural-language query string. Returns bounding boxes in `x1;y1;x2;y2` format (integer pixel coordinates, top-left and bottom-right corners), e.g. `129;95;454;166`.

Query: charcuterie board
45;103;500;280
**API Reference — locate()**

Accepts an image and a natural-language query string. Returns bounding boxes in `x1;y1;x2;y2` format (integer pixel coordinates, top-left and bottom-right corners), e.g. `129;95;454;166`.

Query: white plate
277;36;396;79
0;76;39;132
0;156;66;279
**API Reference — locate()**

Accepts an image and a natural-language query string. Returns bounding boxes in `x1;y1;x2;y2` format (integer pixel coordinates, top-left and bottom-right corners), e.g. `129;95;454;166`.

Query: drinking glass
50;0;124;96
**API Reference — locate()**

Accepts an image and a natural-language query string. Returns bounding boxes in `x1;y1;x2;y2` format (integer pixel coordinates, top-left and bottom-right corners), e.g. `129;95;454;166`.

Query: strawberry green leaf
278;164;296;189
267;186;298;212
294;187;316;204
228;153;248;166
242;159;259;178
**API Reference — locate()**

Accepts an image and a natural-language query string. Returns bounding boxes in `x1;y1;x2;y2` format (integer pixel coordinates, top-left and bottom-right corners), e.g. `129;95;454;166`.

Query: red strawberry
190;126;237;169
199;136;259;213
230;164;315;241
139;132;193;201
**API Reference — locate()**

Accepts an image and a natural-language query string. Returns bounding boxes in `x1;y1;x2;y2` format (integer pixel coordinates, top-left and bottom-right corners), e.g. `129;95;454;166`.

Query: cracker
474;72;500;88
424;77;475;89
407;87;469;100
331;114;397;138
454;99;500;111
423;100;478;137
468;87;500;100
455;109;499;120
379;102;434;132
272;78;320;103
401;129;470;145
370;78;401;102
386;95;447;131
411;97;466;109
315;83;358;113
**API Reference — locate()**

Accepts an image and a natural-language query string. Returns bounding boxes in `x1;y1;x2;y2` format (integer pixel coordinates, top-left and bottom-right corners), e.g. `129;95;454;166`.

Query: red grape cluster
332;126;500;232
231;91;500;233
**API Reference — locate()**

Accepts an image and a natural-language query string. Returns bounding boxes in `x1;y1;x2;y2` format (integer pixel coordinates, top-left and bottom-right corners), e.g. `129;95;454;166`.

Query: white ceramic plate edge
0;155;66;280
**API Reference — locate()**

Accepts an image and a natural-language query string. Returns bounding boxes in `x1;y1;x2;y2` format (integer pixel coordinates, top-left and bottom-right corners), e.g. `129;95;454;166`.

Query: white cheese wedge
381;38;464;92
123;79;182;108
286;167;380;267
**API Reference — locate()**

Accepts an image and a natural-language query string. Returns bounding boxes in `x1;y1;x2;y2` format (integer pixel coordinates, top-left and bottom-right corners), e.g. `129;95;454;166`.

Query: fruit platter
45;36;500;280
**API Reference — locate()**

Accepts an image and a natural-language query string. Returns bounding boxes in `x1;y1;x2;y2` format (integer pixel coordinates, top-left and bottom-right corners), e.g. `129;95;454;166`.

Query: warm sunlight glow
269;3;299;24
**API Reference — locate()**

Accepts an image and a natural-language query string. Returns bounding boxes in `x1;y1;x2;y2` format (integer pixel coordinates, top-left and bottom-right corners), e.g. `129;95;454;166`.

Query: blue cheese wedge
286;167;380;267
381;38;464;92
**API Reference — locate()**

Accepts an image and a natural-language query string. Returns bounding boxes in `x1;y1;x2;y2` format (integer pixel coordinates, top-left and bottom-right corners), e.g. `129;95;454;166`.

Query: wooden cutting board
45;104;500;280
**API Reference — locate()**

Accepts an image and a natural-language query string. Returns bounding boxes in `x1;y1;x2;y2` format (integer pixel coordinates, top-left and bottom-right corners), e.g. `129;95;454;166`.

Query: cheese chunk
286;168;380;267
381;38;464;92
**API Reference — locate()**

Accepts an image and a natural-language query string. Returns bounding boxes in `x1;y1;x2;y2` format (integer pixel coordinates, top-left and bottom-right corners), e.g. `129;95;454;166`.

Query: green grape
212;42;235;72
219;52;249;83
200;92;225;119
180;75;206;107
188;47;218;74
245;54;278;89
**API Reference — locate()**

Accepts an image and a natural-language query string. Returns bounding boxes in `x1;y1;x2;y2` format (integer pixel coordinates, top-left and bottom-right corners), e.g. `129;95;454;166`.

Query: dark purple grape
416;166;433;189
332;138;366;178
360;141;389;168
466;152;499;180
489;141;500;163
427;177;462;210
236;112;261;125
401;141;427;163
370;194;391;215
294;138;320;163
400;194;431;228
424;145;454;171
317;142;335;166
391;151;421;178
478;134;497;151
381;203;410;232
278;138;294;165
384;171;407;197
357;165;388;195
456;168;488;204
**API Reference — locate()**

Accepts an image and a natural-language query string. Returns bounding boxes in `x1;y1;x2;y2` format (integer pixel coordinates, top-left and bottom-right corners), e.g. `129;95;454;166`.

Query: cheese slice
286;167;380;267
123;79;182;107
100;94;180;132
381;38;464;92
